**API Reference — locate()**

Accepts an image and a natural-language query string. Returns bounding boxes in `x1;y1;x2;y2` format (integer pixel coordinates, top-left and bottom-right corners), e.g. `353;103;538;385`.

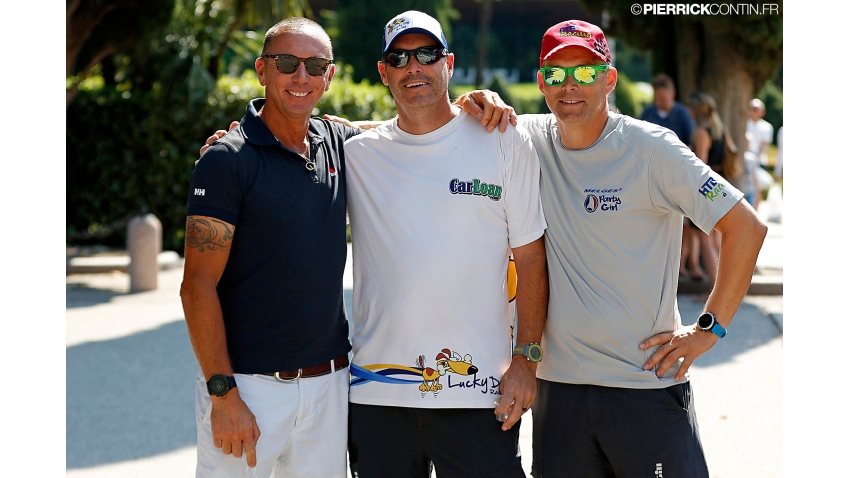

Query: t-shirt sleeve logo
698;177;728;201
194;188;205;196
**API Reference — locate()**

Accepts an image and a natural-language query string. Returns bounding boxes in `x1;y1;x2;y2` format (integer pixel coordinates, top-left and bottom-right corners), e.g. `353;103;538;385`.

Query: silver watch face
527;344;543;362
697;312;715;331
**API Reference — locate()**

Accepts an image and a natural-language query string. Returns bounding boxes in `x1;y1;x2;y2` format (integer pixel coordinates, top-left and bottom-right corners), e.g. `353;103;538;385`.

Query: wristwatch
697;311;728;338
206;374;238;397
513;343;544;363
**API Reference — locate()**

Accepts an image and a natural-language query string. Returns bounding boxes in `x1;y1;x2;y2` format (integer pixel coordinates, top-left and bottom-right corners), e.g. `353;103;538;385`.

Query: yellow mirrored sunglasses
539;65;610;86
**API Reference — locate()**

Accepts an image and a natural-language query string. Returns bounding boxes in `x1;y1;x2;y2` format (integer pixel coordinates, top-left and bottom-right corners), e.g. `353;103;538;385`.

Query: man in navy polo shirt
181;17;359;477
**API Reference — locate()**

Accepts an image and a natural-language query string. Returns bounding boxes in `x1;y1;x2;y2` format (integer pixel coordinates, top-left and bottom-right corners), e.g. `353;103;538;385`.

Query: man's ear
446;53;455;80
324;64;336;91
537;70;545;95
605;67;618;95
256;57;267;86
377;61;389;86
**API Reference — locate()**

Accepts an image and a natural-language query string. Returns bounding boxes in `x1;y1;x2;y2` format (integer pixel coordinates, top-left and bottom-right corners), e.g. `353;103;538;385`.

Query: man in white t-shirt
343;11;548;478
746;98;774;167
458;20;768;477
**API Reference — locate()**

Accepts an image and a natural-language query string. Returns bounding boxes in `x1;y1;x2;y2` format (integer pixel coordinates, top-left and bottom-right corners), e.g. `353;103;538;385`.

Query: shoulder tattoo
186;217;233;253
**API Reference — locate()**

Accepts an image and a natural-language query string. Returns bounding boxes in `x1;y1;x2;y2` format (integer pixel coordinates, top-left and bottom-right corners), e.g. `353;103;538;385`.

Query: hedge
67;65;396;252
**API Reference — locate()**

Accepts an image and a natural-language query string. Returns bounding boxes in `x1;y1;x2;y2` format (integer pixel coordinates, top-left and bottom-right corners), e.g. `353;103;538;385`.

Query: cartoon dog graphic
417;348;478;398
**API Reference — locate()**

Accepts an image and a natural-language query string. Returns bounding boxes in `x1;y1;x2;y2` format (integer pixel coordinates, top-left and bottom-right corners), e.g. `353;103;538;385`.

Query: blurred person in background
640;73;694;144
640;73;703;282
746;98;774;168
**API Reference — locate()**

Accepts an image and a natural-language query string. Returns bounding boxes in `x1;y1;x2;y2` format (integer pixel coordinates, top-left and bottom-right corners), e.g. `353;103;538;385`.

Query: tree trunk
475;0;493;87
676;19;753;188
703;26;752;190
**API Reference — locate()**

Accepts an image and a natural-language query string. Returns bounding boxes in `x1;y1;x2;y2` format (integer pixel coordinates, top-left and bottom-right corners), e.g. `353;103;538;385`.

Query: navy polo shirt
639;102;695;145
187;98;359;373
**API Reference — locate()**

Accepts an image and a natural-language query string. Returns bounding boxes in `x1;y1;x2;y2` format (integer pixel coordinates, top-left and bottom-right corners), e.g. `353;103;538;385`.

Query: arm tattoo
186;217;233;252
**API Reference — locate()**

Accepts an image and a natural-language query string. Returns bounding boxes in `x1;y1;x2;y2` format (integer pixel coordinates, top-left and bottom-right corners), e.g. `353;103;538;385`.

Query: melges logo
583;188;622;213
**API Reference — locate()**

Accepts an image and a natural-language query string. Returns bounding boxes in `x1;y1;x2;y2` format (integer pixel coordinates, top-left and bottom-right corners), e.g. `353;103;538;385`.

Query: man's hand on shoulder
639;324;718;381
323;114;385;130
454;89;518;133
198;121;239;159
210;389;261;467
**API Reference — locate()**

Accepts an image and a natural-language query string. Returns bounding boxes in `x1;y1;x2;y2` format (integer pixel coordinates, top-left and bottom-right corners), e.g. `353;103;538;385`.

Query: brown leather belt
261;354;349;381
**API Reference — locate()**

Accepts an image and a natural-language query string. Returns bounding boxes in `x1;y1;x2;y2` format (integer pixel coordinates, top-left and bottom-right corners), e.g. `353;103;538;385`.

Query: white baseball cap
382;10;448;53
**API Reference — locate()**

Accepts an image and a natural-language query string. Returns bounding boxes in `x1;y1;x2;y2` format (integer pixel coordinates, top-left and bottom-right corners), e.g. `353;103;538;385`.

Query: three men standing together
183;11;767;478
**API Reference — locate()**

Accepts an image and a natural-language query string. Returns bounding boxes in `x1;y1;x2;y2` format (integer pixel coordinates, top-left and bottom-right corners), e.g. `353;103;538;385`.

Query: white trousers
195;367;349;478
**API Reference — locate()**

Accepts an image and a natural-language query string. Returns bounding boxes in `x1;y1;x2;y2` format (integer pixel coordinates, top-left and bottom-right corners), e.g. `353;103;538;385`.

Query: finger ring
521;407;528;411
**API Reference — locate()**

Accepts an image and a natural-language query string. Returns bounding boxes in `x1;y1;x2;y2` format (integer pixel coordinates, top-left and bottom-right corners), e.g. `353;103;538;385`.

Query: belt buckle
274;369;302;382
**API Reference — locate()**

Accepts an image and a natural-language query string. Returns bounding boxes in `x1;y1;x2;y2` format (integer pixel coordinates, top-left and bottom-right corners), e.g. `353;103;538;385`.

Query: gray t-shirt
519;112;743;389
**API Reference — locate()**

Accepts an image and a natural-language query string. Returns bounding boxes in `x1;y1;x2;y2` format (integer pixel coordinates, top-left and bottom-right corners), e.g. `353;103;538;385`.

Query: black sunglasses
382;47;448;68
261;54;333;76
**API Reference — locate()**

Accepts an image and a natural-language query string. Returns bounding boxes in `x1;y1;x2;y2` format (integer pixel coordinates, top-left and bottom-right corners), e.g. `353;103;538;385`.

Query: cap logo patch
593;39;610;60
387;17;409;34
559;25;591;39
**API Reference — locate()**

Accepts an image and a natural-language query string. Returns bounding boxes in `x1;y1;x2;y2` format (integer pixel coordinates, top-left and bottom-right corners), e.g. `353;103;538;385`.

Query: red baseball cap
539;20;611;66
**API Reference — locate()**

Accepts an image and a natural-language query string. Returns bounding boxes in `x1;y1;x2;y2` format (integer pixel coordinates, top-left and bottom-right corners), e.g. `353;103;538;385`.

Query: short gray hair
262;17;333;57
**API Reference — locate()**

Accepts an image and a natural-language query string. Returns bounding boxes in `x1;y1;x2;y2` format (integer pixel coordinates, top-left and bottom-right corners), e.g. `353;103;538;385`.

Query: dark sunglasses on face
539;65;610;86
382;47;448;68
261;54;333;76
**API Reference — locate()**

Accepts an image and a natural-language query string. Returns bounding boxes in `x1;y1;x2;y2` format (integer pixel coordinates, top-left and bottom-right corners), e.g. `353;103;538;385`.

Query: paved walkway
67;261;782;475
67;186;783;476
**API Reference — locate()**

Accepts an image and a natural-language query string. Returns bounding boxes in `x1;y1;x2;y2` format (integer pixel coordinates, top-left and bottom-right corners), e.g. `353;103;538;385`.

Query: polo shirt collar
243;98;326;148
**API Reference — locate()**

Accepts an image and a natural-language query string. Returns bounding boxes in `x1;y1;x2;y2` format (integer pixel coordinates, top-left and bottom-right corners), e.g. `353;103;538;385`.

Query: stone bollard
128;214;162;292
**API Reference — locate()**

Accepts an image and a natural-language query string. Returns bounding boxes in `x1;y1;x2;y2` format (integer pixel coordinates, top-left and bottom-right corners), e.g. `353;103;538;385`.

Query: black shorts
349;403;525;478
531;380;708;478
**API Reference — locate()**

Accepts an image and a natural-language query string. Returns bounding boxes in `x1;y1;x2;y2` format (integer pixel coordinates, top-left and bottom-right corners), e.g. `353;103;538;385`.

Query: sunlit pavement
67;190;782;476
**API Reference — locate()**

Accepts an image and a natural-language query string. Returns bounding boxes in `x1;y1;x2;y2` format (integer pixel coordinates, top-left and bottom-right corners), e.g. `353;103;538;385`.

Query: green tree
580;1;782;167
66;0;175;106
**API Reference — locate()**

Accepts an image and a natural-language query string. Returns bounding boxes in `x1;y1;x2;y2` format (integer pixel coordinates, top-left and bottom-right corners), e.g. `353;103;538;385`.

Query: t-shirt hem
695;188;744;234
349;396;498;409
535;373;689;390
509;227;546;249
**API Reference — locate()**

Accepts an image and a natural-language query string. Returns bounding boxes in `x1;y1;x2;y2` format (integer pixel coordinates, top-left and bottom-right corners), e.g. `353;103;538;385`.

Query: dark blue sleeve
682;108;695;147
186;143;242;226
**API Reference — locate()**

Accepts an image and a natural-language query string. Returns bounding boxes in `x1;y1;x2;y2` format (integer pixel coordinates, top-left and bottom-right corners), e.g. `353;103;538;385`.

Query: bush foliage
67;65;396;252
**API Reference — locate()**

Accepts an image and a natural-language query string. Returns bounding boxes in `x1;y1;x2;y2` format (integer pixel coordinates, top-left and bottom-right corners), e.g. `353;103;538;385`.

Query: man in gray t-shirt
461;20;767;477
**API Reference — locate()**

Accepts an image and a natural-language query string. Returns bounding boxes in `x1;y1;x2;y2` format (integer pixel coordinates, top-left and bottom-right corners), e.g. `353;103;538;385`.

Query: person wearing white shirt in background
746;98;774;167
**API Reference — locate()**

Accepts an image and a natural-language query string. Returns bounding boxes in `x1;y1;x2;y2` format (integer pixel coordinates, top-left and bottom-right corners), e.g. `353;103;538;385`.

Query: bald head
262;17;333;57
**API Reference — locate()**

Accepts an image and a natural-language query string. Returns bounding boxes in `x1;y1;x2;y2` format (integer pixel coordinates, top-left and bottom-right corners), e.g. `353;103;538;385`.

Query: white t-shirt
519;112;743;389
344;112;547;408
746;118;774;166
